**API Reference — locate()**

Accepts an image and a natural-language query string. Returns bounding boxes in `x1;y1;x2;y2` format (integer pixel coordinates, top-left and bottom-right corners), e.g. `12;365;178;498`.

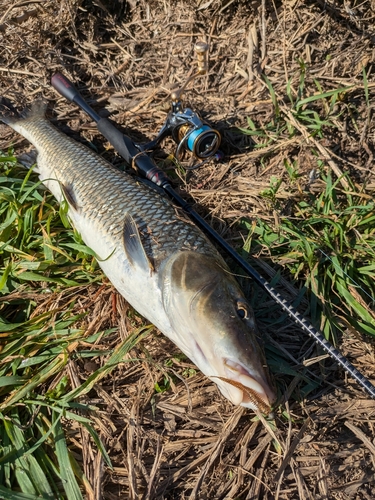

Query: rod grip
96;117;137;164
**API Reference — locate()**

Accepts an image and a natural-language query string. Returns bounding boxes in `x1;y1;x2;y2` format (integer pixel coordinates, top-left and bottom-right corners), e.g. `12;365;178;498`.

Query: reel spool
175;121;221;159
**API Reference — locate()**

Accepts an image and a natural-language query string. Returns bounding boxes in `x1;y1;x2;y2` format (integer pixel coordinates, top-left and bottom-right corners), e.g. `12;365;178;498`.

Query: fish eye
236;302;249;319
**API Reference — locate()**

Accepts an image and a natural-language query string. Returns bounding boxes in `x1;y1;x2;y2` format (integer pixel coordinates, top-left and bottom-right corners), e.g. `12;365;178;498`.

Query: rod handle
51;73;81;102
51;73;101;123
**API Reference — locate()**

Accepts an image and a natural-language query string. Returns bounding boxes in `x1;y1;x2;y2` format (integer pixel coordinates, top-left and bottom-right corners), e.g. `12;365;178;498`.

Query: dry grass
1;0;375;498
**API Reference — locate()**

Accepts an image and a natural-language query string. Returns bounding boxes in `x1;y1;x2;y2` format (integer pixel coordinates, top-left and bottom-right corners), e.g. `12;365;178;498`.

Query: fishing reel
141;41;222;167
160;106;221;161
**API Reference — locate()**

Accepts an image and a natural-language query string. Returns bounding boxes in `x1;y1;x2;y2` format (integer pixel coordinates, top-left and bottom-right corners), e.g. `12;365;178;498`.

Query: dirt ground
1;0;375;499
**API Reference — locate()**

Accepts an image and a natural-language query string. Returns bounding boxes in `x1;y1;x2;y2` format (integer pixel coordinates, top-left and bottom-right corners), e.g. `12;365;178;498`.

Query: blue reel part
186;125;221;158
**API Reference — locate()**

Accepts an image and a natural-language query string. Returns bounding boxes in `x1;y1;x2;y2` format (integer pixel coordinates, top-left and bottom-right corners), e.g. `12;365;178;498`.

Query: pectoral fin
123;212;154;272
61;183;79;211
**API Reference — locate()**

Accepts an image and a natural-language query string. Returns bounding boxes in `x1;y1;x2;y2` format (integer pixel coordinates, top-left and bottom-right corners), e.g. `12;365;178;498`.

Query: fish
1;102;275;412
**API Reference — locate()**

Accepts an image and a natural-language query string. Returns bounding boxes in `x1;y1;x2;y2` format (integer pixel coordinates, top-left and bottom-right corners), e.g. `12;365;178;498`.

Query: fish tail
0;99;47;126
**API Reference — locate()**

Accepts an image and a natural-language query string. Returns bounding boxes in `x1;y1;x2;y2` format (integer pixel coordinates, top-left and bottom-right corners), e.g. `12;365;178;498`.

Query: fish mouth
218;359;275;414
191;341;274;413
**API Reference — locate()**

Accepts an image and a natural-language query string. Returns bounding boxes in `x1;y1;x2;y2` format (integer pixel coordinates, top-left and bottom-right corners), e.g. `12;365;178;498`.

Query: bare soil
1;1;375;499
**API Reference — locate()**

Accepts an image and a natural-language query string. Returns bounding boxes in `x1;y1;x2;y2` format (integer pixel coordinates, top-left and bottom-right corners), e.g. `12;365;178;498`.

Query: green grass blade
62;324;152;402
53;413;84;500
263;75;280;117
297;86;352;107
82;423;113;469
3;410;55;498
0;485;41;500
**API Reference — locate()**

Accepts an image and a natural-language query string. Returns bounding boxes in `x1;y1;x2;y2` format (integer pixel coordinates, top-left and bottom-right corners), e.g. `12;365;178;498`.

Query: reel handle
171;40;209;103
194;41;209;75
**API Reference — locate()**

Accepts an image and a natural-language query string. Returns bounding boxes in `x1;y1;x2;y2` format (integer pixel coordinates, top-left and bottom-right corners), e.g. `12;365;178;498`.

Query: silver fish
1;103;275;411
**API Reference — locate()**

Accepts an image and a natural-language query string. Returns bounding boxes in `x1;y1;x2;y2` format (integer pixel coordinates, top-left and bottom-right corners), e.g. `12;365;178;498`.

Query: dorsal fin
123;213;154;272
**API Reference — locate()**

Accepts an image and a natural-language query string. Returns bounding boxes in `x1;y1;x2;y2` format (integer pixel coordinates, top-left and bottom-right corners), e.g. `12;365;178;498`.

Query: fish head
161;251;275;412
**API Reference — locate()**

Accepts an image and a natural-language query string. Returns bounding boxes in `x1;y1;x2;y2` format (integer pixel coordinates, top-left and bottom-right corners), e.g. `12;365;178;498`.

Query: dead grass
1;0;375;498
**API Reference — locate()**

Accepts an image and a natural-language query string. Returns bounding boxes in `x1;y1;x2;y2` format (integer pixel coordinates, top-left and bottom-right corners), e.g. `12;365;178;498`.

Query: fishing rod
50;45;375;401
